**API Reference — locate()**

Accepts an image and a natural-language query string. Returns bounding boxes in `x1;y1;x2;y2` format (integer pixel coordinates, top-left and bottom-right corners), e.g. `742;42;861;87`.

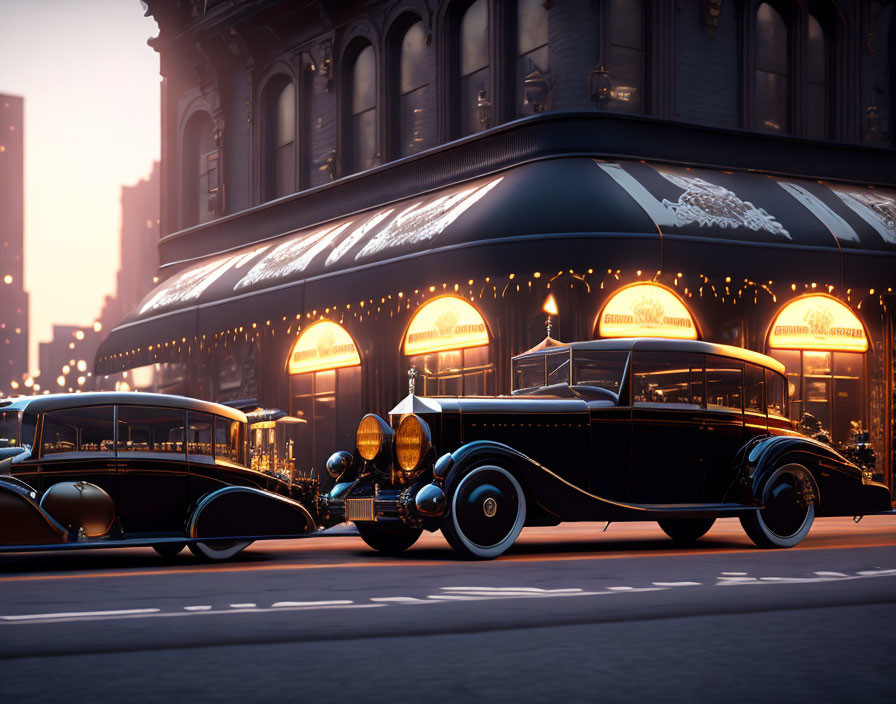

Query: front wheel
356;522;422;555
740;464;815;548
657;518;716;545
441;465;526;560
188;540;253;561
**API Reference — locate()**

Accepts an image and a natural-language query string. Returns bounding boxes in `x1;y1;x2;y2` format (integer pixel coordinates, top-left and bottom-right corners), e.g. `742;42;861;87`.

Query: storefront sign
404;296;490;356
768;295;868;352
597;283;698;340
287;320;361;375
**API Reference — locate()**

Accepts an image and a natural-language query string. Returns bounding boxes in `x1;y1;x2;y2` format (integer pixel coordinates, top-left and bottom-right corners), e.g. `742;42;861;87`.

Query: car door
701;356;746;503
629;351;707;504
115;405;189;534
37;405;118;502
186;410;220;504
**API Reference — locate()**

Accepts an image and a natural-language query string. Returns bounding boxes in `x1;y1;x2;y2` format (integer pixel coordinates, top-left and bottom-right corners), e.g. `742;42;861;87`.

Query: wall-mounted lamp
588;64;612;108
477;90;491;129
524;66;553;114
318;41;333;92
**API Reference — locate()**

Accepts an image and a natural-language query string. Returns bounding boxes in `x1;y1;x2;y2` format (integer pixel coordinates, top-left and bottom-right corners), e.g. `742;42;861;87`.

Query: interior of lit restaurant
96;157;896;492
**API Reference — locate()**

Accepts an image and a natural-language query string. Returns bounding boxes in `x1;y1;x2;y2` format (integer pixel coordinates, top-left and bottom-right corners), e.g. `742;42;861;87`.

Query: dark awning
96;157;896;373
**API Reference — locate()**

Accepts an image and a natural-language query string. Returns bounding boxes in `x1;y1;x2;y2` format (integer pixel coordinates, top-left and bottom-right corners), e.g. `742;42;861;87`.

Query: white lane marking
230;603;256;609
608;586;633;591
441;587;582;593
857;569;896;576
814;572;848;577
371;597;435;604
272;600;353;608
721;572;748;576
651;581;701;587
1;604;382;625
184;606;212;611
1;608;159;621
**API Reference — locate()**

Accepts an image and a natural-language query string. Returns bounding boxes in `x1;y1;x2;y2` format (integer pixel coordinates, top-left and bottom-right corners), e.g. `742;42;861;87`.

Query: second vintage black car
0;392;318;560
322;338;893;558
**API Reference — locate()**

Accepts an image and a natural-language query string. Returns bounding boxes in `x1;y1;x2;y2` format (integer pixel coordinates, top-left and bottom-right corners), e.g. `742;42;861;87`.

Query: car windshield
0;411;18;447
571;350;629;398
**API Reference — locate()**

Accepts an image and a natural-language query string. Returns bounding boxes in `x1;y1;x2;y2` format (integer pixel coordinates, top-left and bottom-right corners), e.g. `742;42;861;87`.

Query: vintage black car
0;392;317;560
322;338;893;559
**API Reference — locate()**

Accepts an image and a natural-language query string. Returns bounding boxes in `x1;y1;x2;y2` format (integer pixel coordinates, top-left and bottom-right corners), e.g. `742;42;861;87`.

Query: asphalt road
1;516;895;703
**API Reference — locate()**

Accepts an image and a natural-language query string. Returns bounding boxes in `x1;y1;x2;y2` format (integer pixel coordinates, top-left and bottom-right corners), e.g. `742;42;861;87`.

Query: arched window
754;2;790;133
516;0;549;115
603;0;645;113
805;14;829;139
766;294;869;445
595;283;699;340
403;296;493;396
182;111;215;228
263;77;295;200
458;0;490;136
348;43;377;174
393;19;433;158
288;320;362;482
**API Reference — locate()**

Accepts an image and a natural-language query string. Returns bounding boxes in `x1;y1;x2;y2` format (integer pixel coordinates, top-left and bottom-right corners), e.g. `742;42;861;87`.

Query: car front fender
186;486;317;540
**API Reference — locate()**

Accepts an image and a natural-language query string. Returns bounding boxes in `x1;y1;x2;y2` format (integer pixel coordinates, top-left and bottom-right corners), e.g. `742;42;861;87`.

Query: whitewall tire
188;539;252;561
740;464;815;549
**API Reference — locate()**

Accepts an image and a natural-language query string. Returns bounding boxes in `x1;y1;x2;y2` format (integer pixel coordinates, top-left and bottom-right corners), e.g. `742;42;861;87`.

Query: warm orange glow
768;295;868;352
542;294;559;316
287;320;361;375
597;283;698;340
404;296;489;356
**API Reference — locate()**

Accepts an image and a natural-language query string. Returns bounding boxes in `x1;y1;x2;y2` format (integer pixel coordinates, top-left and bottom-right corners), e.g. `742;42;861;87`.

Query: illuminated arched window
288;320;362;481
595;283;699;340
767;295;868;445
403;296;493;396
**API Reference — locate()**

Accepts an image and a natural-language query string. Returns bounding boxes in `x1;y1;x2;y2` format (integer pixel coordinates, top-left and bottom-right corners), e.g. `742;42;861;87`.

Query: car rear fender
186;486;317;540
0;477;68;546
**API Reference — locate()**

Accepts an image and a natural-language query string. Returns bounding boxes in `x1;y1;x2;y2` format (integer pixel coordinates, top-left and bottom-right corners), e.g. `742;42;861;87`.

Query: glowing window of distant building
596;283;699;340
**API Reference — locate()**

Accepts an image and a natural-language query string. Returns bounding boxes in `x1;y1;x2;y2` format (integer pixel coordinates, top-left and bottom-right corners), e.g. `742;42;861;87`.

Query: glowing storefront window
287;320;361;375
403;296;490;356
768;295;868;353
597;283;698;340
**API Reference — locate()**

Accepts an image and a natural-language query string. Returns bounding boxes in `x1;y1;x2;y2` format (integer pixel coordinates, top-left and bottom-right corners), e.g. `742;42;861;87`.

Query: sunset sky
0;0;160;369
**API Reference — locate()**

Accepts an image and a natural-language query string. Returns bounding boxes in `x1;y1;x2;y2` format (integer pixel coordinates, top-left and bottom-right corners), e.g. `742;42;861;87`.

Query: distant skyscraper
0;94;29;393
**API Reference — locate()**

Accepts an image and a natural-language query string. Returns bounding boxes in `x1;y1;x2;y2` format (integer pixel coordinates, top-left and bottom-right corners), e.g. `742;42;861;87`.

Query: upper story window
754;2;790;133
349;43;377;174
182;111;217;228
263;77;296;200
806;14;830;140
516;0;549;115
458;0;490;136
603;0;645;113
396;20;432;157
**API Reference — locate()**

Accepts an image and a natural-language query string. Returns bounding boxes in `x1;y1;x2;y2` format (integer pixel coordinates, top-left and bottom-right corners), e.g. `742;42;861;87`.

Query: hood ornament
391;367;441;415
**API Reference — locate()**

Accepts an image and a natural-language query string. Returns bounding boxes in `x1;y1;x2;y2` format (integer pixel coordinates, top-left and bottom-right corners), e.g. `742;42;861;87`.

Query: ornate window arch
341;34;379;175
387;12;434;158
260;72;296;200
180;108;216;228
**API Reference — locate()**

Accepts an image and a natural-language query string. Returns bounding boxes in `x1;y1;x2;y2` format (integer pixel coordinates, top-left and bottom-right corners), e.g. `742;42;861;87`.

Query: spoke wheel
152;542;186;558
356;522;422;555
441;465;526;560
740;464;815;549
188;539;252;561
657;517;716;545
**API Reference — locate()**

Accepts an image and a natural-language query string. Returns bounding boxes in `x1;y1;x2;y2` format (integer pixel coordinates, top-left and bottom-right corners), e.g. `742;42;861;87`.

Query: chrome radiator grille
345;497;376;521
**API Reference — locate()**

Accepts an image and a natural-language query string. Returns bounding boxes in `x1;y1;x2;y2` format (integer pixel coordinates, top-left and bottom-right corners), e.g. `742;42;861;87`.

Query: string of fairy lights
92;268;893;376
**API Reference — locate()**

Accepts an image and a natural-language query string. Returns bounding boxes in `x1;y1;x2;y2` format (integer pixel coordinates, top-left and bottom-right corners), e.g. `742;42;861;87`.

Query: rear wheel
356;522;422;554
152;542;186;558
740;464;815;548
188;540;252;561
657;518;716;544
441;465;526;560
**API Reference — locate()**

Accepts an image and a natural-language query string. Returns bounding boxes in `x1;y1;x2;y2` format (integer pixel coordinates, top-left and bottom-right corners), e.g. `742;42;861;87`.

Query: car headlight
395;414;431;473
357;414;389;461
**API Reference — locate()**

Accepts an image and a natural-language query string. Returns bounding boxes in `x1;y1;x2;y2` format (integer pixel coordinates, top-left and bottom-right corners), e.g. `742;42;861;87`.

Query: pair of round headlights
356;413;431;474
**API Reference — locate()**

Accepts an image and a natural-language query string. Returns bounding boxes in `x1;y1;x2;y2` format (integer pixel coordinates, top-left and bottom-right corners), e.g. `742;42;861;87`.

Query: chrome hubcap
483;497;498;518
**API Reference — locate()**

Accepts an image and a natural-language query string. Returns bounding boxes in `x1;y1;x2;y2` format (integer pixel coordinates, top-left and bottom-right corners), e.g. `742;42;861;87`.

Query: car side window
187;411;213;458
744;364;765;413
512;355;545;392
41;406;115;456
215;416;243;464
705;357;743;412
116;406;186;455
572;350;629;397
546;350;570;386
632;352;704;407
766;369;788;418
